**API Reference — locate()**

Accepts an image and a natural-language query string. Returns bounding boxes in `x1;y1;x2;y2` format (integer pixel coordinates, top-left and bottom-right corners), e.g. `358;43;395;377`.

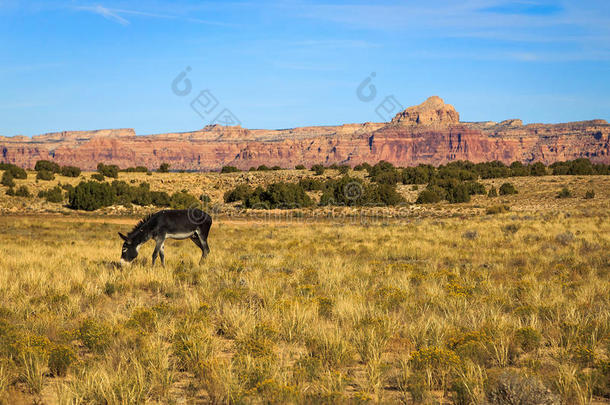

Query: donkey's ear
118;232;128;241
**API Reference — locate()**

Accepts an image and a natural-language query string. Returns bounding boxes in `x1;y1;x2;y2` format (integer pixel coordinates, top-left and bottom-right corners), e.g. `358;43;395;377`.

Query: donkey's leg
190;235;205;261
152;237;165;266
191;230;209;264
159;240;166;267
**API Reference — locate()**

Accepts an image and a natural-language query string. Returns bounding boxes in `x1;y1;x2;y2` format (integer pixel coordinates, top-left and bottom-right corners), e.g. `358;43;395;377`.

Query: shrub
530;162;547;176
244;182;313;209
48;344;76;376
1;171;15;187
36;170;54;181
295;164;306;170
298;178;325;191
464;181;486;195
170;191;199;209
485;371;557;405
556;187;571;198
510;161;529;176
271;165;282;171
515;327;542;352
158;163;170;173
77;319;112;353
584;189;595;199
499;182;518;195
91;173;105;181
38;186;64;203
60;166;81;177
354;162;372;172
200;194;211;203
416;187;444;204
402;165;434;184
224;184;253;203
96;163;119;178
488;186;498;198
34;160;60;173
257;165;270;171
15;186;31;197
121;166;148;173
6;187;14;196
221;165;240;173
311;164;325;176
320;176;403;206
150;191;171;207
69;181;115;210
369;161;401;185
446;182;471;203
0;163;27;179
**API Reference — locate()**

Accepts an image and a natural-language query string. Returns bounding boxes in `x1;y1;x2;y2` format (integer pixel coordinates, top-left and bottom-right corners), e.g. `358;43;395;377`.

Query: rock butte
1;96;609;170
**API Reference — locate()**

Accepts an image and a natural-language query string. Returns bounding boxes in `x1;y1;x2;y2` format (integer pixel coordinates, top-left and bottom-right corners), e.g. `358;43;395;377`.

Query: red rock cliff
1;97;608;170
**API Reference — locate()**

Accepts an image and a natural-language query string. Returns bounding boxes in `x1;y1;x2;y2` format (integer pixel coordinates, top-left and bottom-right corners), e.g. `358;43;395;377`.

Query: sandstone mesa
1;97;608;170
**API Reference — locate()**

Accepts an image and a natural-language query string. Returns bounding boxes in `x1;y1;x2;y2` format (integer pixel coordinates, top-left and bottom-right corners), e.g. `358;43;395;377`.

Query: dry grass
0;173;609;403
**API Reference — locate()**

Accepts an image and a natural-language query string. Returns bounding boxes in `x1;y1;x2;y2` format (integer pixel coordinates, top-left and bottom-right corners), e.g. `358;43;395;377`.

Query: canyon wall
1;97;609;170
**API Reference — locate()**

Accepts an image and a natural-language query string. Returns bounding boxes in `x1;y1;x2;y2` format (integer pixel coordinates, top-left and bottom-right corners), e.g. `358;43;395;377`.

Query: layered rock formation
1;97;609;170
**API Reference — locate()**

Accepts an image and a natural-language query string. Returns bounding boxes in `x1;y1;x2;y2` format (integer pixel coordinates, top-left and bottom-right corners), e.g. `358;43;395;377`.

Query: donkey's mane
127;212;156;239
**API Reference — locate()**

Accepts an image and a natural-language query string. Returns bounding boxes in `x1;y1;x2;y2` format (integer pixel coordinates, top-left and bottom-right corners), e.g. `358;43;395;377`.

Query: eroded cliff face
1;97;609;170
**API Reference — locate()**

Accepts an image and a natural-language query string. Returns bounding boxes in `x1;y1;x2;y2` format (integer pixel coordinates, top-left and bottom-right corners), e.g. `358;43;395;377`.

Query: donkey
118;209;212;266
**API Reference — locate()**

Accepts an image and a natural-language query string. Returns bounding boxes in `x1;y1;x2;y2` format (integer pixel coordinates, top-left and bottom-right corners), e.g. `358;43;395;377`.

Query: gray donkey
118;209;212;266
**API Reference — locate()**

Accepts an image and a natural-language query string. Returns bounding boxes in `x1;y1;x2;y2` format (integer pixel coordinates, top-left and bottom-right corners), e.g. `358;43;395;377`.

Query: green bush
91;173;105;181
464;181;486;195
97;163;119;178
36;169;55;181
34;160;60;173
338;165;350;175
499;182;518;195
311;164;325;176
353;162;372;172
245;182;313;209
299;178;325;191
585;189;595;199
1;171;15;187
257;165;270;171
200;194;211;203
402;165;434;184
60;166;81;177
121;166;148;173
221;165;240;173
0;163;27;179
529;162;546;176
556;187;572;198
295;164;306;170
320;176;403;206
38;186;64;203
14;185;31;197
271;165;282;171
416;188;443;204
69;181;115;210
6;187;14;196
224;184;253;203
509;161;529;176
150;191;171;207
158;163;170;173
488;186;498;198
170;191;199;209
368;161;401;185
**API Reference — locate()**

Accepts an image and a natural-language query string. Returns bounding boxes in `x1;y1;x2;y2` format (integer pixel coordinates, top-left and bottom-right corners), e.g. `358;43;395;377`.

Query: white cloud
78;5;129;25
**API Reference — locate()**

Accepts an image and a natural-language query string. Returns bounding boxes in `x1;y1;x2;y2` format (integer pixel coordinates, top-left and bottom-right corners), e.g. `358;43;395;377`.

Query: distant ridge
1;97;608;170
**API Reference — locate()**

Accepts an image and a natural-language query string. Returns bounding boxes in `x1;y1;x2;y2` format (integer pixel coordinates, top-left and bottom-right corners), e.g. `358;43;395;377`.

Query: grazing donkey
118;209;212;266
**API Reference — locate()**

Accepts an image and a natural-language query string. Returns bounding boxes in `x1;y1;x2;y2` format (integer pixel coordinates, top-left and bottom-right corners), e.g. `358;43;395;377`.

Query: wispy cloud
77;5;129;25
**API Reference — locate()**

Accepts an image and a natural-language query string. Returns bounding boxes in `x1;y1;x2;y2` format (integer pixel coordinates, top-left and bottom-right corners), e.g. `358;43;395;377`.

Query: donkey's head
118;233;139;264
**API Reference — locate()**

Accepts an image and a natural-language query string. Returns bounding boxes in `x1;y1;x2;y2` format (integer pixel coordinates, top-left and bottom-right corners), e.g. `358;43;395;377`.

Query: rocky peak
391;96;460;127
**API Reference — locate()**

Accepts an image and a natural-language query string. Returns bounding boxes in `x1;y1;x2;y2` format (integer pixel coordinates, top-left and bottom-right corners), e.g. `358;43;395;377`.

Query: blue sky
1;0;609;136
